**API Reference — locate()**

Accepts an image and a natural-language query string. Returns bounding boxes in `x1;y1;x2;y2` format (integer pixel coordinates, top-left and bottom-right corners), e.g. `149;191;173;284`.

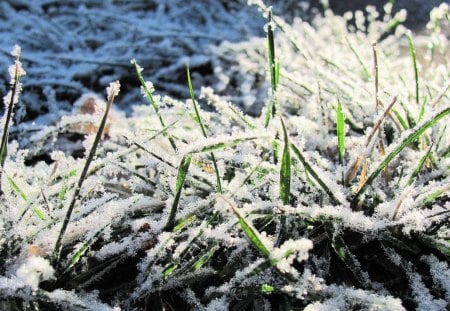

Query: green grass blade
393;109;409;130
187;66;222;193
192;242;219;271
260;284;274;293
53;81;120;266
228;104;256;129
187;66;207;137
407;32;419;106
267;10;277;93
195;136;264;153
58;169;77;209
408;143;433;185
6;175;45;221
290;142;341;205
280;117;291;205
419;186;448;208
345;37;371;81
163;264;178;277
31;206;46;221
352;107;450;209
63;226;106;274
220;196;271;258
6;176;28;202
336;100;345;168
131;59;177;151
264;8;278;128
164;154;192;231
173;214;196;233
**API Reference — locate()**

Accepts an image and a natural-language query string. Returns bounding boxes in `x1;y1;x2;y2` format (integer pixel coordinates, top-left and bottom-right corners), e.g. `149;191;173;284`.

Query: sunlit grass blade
6;175;27;202
280;117;290;205
290;142;341;205
163;264;178;278
220;196;270;258
393;109;409;130
336;100;345;181
5;174;45;221
53;81;120;266
131;59;177;151
407;32;419;106
164;154;192;231
352;107;450;209
187;66;222;193
260;284;274;293
228;104;256;129
418;185;449;208
407;143;433;185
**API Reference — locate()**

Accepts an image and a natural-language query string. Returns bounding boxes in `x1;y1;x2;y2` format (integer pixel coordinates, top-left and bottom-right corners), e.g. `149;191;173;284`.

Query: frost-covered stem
0;47;25;192
52;81;120;266
351;107;450;211
187;66;222;193
372;43;380;110
406;32;419;106
132;59;177;151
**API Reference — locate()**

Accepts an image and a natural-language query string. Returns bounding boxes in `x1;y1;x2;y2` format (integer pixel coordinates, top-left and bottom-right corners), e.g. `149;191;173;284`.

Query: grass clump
0;1;449;310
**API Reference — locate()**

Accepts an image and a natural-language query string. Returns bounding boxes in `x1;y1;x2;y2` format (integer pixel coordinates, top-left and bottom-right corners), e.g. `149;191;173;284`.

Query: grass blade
58;169;77;210
187;66;222;193
0;46;25;190
195;136;264;153
280;117;290;205
264;8;278;128
5;174;46;221
336;100;345;173
407;143;433;185
345;37;370;81
131;59;177;151
63;226;107;274
352;107;450;209
164;154;192;231
290;142;341;205
6;175;28;202
407;32;419;106
220;196;271;258
345;96;397;186
192;241;219;271
228;104;256;129
53;81;120;266
393;109;409;130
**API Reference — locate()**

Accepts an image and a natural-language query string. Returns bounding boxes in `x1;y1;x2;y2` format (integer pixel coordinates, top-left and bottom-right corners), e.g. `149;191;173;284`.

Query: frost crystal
10;44;21;58
106;80;121;99
16;257;55;291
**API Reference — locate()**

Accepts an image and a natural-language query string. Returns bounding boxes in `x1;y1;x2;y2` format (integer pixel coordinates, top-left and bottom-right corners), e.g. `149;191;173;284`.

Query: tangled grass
0;1;449;310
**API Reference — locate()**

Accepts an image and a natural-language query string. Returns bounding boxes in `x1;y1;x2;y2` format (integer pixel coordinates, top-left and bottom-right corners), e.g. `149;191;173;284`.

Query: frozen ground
0;0;447;124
